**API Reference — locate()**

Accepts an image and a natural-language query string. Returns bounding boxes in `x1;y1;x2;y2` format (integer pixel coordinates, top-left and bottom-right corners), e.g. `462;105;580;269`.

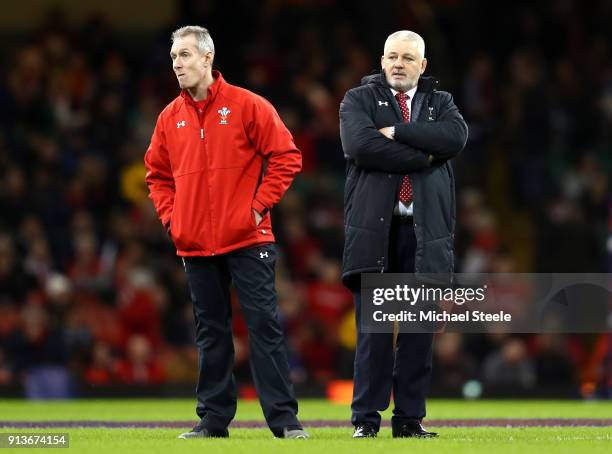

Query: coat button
380;217;384;222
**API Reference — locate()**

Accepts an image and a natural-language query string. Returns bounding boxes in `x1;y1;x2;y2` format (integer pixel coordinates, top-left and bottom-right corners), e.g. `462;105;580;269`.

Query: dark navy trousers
183;243;299;435
351;218;434;430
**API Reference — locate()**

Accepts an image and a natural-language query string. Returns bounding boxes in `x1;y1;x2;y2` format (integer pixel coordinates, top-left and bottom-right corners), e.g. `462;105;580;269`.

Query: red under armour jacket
144;71;301;256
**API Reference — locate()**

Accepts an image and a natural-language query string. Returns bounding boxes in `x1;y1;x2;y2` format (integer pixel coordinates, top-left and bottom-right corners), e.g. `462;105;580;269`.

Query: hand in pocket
252;208;263;226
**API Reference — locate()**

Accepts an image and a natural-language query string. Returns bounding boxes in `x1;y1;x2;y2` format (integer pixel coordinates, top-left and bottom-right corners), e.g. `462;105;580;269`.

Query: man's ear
420;57;428;75
203;51;214;68
380;55;385;69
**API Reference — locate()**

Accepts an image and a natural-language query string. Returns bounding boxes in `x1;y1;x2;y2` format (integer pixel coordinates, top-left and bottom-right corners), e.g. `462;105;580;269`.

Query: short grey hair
171;25;215;54
384;30;425;58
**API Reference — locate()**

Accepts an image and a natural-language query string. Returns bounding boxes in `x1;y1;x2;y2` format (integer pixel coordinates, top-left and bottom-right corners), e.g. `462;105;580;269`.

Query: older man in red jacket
144;25;307;440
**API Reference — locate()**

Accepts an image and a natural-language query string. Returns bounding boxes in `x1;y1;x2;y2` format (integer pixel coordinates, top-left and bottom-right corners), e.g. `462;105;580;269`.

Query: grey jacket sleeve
393;91;468;161
340;90;431;174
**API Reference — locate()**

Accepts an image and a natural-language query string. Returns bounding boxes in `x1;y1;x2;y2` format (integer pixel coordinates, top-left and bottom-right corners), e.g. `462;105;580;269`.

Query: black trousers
183;243;299;435
351;218;434;430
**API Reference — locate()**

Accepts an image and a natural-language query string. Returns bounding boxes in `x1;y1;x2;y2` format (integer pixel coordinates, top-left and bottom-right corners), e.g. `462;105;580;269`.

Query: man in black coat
339;30;468;438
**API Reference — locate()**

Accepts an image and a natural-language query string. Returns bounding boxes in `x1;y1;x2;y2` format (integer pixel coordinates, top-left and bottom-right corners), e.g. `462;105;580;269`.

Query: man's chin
391;80;412;91
386;76;412;92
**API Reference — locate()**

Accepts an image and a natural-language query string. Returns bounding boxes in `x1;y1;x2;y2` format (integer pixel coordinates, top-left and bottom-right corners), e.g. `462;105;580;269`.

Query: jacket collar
360;70;438;93
180;70;225;107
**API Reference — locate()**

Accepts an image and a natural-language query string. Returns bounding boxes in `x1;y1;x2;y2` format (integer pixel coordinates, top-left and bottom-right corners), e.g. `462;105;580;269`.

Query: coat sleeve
393;91;468;161
339;89;431;173
144;115;175;230
245;94;302;215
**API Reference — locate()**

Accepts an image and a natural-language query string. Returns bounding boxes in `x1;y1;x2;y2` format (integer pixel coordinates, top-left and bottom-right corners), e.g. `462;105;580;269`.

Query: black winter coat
340;72;468;289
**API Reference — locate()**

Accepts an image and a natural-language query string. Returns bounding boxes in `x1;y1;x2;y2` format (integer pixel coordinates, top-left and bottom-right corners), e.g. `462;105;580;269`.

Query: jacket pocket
418;236;454;274
170;172;208;252
248;206;258;229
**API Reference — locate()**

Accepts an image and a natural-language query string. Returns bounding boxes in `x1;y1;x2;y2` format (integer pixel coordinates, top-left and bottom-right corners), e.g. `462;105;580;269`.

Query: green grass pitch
1;399;611;453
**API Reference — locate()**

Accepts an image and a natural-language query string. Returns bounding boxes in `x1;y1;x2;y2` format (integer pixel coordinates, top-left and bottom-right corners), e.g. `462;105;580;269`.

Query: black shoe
178;420;229;439
353;423;378;438
392;420;438;438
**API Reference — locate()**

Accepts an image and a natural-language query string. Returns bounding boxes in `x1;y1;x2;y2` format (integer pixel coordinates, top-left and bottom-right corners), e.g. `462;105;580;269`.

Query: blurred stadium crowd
0;0;611;398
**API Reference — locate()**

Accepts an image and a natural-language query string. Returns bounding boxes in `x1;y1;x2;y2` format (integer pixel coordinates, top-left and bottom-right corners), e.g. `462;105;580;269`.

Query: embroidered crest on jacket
218;107;231;124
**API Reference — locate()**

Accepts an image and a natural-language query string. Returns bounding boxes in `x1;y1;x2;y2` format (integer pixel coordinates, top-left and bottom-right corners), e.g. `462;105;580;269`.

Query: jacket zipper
193;101;215;255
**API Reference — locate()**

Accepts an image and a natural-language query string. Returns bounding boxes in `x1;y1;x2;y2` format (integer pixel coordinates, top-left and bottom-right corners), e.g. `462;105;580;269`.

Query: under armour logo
176;120;186;128
378;101;388;106
259;251;269;259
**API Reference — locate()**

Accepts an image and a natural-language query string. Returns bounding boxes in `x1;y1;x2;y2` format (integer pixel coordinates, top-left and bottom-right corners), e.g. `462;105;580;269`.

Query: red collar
180;70;225;108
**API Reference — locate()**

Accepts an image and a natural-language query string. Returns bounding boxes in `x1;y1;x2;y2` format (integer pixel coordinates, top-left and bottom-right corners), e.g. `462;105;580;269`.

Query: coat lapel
411;91;426;123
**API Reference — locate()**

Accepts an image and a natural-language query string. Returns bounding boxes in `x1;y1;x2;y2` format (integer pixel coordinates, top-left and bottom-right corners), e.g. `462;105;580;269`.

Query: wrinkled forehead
383;38;423;58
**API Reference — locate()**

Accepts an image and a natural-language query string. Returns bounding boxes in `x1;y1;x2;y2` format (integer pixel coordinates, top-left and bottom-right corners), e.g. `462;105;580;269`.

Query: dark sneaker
392;420;438;438
178;420;229;439
353;423;377;438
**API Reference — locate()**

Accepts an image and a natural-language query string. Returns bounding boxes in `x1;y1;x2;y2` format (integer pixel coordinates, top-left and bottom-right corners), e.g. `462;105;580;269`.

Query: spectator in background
84;341;116;385
115;334;164;385
504;49;552;207
6;303;72;398
0;349;12;385
0;234;38;306
459;55;495;187
532;334;576;387
306;259;352;330
483;337;536;389
432;333;477;390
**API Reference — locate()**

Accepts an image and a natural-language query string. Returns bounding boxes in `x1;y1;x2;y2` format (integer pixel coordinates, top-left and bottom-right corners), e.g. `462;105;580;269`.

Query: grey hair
384;30;425;58
171;25;215;54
